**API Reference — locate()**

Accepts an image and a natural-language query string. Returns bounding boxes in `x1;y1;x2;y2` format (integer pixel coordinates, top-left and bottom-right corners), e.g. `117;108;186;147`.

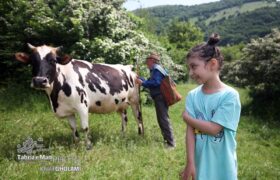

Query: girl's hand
180;162;196;180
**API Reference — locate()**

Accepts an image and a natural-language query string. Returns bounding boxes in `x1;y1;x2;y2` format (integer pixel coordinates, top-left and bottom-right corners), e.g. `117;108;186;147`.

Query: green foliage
204;1;277;25
127;9;187;79
0;0;184;81
220;43;245;62
132;9;162;35
131;16;203;80
144;19;204;71
134;0;263;27
134;0;279;45
223;29;280;120
224;29;280;94
0;0;146;61
167;20;204;51
206;5;280;45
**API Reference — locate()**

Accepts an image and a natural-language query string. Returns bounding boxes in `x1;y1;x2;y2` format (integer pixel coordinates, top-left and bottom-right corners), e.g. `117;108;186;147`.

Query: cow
15;44;144;150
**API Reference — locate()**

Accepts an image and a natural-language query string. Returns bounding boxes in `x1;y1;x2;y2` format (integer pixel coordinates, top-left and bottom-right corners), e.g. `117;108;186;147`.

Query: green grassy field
0;83;280;179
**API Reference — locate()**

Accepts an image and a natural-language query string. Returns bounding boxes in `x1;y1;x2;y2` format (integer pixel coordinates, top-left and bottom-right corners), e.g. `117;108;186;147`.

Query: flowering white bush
1;0;184;80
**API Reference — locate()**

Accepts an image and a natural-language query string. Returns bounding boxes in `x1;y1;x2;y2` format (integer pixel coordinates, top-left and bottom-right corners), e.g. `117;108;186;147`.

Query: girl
181;33;241;180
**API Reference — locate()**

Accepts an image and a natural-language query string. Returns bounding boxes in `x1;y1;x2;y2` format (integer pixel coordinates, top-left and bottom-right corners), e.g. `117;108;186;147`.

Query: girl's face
187;57;214;84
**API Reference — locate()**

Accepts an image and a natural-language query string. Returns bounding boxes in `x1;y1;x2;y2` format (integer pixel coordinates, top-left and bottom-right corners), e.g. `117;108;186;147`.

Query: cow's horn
27;43;35;50
55;46;63;52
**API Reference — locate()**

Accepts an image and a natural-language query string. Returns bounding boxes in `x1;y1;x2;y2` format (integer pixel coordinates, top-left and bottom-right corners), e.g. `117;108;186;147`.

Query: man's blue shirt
141;69;163;88
140;64;165;97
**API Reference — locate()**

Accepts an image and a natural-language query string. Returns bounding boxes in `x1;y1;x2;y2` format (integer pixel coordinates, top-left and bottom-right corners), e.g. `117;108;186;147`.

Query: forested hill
134;0;280;45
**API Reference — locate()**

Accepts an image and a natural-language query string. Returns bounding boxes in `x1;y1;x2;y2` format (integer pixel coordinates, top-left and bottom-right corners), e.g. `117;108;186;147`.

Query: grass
0;82;280;179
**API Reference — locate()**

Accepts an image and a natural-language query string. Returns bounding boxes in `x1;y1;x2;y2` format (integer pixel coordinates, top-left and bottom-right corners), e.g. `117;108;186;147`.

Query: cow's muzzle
32;77;50;89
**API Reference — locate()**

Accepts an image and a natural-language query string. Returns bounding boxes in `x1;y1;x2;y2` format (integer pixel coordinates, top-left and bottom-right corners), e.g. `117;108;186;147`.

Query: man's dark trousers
154;94;175;147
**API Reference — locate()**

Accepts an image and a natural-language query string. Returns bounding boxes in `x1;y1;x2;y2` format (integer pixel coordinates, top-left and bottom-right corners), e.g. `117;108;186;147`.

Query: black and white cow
15;44;144;149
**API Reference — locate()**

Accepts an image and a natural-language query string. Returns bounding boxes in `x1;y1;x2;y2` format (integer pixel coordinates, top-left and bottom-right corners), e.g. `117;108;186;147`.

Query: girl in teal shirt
181;33;241;180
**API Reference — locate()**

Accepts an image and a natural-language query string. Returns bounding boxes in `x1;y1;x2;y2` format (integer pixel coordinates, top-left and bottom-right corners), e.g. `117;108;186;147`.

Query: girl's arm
182;111;223;136
186;124;195;165
181;119;196;180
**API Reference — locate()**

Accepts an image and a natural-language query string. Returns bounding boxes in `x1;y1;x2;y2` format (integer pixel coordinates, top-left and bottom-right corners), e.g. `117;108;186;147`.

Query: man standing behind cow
136;52;175;149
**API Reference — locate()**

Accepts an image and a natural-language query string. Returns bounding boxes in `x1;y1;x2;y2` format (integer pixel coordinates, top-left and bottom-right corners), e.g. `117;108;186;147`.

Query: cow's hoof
86;143;93;150
121;130;126;136
138;127;144;135
74;138;80;144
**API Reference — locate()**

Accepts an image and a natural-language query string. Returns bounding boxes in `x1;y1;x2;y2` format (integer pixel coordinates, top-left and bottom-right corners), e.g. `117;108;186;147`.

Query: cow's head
15;43;72;89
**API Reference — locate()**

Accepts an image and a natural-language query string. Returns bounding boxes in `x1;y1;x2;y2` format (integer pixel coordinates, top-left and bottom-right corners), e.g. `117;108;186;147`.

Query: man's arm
141;69;163;88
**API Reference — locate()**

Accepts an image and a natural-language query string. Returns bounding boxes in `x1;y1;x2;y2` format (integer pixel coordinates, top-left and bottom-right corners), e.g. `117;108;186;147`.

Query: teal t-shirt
185;85;241;180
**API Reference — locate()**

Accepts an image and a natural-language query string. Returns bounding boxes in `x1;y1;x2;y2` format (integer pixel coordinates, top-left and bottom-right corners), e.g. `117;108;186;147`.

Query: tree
167;19;204;50
223;28;280;120
163;19;204;65
0;0;183;82
220;43;245;62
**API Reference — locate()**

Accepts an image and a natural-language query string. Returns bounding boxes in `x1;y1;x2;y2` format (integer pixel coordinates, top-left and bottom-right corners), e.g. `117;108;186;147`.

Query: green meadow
0;83;279;179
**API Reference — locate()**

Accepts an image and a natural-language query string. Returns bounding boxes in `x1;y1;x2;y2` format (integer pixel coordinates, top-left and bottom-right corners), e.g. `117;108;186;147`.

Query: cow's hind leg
67;115;80;143
78;110;92;150
131;103;144;135
119;109;128;133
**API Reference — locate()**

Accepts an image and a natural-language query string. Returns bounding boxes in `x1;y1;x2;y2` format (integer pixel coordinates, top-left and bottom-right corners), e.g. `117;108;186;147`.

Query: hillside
205;6;280;45
202;1;277;25
134;0;280;45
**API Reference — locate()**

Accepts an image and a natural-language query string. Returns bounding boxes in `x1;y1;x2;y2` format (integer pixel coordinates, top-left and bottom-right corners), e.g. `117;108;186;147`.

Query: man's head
145;52;160;69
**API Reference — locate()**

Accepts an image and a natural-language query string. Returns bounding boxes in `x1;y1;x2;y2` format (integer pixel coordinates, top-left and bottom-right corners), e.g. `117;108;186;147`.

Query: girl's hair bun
207;33;220;46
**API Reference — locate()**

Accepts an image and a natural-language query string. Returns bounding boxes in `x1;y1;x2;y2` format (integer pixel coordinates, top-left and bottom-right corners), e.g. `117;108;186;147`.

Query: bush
223;28;280;120
0;0;184;82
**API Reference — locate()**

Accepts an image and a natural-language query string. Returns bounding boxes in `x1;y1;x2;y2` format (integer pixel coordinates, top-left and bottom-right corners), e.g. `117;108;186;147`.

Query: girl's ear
208;58;219;71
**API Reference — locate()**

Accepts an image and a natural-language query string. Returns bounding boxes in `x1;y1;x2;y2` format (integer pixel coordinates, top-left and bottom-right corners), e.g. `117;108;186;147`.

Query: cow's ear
57;55;72;65
15;53;30;64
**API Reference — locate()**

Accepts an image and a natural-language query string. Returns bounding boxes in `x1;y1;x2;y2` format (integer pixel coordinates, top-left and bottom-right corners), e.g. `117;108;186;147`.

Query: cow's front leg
78;110;92;150
67;115;80;143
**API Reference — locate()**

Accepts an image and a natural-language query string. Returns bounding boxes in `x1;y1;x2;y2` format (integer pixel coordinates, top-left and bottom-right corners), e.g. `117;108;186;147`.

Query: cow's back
58;60;138;115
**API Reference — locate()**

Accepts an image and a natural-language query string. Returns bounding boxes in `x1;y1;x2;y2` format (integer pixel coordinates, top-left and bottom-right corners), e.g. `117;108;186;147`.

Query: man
136;52;175;148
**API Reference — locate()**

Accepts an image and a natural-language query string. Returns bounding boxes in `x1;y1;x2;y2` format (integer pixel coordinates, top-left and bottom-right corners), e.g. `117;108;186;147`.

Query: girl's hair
187;33;224;70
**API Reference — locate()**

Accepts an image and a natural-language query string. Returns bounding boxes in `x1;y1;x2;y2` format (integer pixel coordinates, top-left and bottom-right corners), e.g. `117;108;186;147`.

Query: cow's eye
47;57;56;64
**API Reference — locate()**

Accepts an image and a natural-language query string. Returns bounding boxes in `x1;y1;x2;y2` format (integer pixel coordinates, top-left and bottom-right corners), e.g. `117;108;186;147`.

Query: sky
123;0;220;11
